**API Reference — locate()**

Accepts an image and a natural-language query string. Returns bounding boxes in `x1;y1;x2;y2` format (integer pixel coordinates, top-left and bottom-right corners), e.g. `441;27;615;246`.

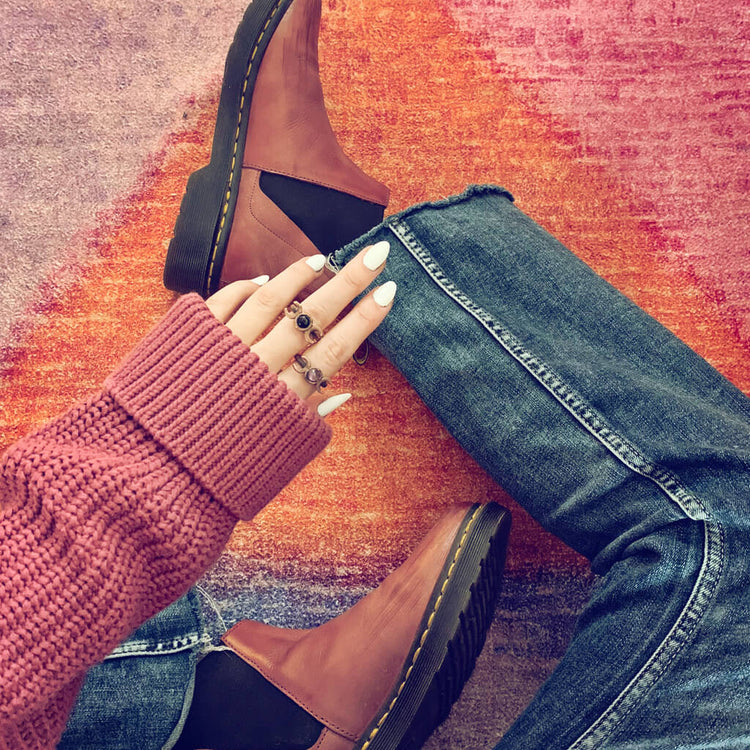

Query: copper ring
284;301;324;345
292;354;329;393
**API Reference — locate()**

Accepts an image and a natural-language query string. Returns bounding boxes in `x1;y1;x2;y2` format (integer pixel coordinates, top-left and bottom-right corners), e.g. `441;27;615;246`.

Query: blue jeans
59;592;204;750
65;186;750;748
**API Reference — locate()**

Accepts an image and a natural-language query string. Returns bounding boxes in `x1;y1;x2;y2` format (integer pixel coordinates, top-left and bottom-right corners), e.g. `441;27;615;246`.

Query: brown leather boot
210;502;511;750
164;0;390;298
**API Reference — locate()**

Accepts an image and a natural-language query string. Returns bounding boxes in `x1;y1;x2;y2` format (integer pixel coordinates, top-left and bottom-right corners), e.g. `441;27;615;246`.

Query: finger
305;391;327;414
204;276;269;323
315;392;352;418
278;281;396;399
225;255;327;345
252;241;390;372
301;391;345;416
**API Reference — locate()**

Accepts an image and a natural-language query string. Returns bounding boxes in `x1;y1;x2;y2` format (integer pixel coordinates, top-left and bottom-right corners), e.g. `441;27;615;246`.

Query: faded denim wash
59;591;203;750
66;186;750;749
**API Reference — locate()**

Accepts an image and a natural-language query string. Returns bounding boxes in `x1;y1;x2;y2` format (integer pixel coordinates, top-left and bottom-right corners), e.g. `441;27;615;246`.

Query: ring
284;301;324;344
292;354;329;392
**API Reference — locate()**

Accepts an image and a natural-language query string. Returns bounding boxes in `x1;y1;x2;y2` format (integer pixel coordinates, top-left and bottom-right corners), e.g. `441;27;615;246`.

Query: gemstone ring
292;354;329;392
284;301;324;344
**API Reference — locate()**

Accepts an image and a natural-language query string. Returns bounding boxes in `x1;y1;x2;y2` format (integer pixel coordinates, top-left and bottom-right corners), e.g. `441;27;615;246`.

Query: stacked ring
292;354;329;392
285;301;323;344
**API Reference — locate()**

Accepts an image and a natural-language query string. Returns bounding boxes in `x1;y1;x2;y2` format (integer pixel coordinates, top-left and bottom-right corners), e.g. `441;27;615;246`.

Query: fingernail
250;274;270;285
363;240;390;271
373;281;397;307
317;392;352;418
306;254;326;272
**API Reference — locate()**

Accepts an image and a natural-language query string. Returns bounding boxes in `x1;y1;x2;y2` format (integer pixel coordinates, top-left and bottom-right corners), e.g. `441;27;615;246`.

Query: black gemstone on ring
296;314;312;330
305;368;323;384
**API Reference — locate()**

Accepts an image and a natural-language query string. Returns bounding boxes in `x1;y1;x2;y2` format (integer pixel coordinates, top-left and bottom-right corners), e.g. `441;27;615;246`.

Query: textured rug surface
1;0;748;746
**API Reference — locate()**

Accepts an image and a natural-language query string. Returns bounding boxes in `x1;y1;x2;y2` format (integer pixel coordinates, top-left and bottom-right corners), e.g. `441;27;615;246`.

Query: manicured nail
363;240;390;271
306;254;326;272
317;392;352;418
250;274;270;285
373;281;397;307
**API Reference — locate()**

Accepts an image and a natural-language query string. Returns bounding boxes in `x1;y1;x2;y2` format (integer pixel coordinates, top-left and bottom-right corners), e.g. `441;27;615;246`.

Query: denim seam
388;219;709;523
161;652;198;750
194;583;228;632
388;218;724;747
107;633;202;659
567;519;725;748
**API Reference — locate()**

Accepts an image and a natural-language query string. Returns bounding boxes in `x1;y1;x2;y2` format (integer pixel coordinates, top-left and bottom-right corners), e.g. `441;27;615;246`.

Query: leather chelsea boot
164;0;390;298
209;502;511;750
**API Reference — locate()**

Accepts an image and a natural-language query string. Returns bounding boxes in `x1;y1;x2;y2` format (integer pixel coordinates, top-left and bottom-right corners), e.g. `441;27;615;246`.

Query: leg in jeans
60;590;216;750
65;185;748;748
331;185;750;749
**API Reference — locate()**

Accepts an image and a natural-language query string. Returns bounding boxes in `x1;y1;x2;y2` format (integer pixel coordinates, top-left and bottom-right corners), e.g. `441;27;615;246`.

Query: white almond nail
250;274;270;285
373;281;397;307
306;254;327;272
363;240;390;271
317;393;352;418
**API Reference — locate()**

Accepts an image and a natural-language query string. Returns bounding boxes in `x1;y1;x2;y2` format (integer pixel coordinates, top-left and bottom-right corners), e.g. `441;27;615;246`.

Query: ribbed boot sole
163;0;294;297
355;502;512;750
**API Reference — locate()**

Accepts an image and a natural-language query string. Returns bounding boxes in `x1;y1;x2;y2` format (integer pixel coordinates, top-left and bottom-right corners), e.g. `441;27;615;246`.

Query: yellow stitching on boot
360;505;483;750
205;0;286;295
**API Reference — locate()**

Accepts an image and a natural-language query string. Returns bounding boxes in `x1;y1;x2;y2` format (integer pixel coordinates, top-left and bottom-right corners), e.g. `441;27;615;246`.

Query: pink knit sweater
0;294;331;749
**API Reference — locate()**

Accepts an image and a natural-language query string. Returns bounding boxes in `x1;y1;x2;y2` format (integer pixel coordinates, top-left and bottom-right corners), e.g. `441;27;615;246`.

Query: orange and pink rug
1;0;747;746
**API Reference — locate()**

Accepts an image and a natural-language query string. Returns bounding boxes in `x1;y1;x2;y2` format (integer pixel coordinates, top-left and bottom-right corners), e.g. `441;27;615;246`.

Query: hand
204;242;395;416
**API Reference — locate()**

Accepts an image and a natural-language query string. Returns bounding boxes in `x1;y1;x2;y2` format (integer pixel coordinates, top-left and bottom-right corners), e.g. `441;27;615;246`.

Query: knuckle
251;284;281;313
354;300;380;326
339;266;368;294
318;335;348;369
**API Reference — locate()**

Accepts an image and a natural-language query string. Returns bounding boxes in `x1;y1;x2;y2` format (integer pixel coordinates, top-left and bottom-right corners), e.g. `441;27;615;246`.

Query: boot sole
355;502;512;750
163;0;295;297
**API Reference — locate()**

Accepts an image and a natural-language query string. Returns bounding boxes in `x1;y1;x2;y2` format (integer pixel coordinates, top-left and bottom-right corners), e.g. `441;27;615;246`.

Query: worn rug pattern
0;0;747;746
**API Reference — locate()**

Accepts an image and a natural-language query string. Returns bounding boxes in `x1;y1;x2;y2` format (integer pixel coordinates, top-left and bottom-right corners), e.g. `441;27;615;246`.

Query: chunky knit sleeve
0;294;331;749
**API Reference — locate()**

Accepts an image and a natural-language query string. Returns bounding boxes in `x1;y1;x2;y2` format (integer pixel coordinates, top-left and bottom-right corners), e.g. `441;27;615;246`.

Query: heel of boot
163;165;226;296
398;506;511;750
163;0;296;296
358;503;511;750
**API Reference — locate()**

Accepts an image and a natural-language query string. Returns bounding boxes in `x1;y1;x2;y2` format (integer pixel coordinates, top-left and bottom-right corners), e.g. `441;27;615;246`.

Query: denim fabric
66;186;750;748
60;590;203;750
330;185;750;749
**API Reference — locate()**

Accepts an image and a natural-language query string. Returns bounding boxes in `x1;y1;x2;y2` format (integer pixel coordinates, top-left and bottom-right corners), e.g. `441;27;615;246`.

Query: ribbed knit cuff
104;294;331;520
